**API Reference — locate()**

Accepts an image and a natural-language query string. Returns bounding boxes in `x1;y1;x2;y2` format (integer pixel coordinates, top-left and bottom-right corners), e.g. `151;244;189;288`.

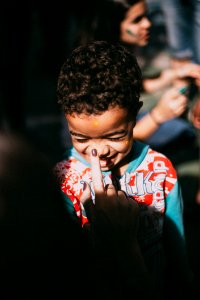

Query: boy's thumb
80;182;94;221
80;182;92;205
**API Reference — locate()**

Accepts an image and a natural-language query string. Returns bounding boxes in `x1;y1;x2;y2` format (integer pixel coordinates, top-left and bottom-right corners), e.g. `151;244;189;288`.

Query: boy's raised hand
80;148;140;250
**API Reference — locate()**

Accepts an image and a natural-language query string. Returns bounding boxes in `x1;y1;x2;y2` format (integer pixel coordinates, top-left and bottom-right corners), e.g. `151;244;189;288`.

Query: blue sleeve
165;180;185;240
165;181;193;283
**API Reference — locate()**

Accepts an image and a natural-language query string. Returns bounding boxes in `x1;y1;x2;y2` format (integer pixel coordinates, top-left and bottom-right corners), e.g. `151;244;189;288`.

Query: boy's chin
100;166;111;172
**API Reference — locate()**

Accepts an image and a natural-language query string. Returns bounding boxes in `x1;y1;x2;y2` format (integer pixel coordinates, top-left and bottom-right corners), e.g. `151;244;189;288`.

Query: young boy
55;40;192;296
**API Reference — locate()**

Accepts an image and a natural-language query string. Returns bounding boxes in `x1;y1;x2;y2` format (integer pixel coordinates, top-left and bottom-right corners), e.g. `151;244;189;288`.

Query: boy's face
120;1;151;46
66;107;135;171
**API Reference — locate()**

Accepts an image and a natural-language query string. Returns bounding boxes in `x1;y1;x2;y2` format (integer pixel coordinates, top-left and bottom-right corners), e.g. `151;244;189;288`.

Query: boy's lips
99;154;117;168
100;160;113;168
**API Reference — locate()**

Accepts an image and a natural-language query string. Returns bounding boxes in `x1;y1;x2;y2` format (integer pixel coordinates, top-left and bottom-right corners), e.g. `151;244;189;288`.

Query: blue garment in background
137;112;196;148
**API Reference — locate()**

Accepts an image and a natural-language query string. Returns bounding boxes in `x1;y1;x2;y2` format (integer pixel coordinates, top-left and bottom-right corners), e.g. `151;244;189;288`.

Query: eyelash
75;139;89;143
109;137;125;141
75;136;125;143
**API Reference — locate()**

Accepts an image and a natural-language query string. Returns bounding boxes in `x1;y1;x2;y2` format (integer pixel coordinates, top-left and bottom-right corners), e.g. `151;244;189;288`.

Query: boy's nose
96;145;110;158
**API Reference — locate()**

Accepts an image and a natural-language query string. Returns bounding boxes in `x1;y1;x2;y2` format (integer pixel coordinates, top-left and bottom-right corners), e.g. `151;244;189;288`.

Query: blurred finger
105;184;117;196
117;189;129;199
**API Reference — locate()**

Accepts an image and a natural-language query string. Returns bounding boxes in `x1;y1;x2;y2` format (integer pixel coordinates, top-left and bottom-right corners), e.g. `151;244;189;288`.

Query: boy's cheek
72;140;133;155
73;144;86;153
114;140;133;153
73;143;94;157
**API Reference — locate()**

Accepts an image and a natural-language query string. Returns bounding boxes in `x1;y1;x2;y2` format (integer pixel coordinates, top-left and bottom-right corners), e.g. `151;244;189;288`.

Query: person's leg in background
160;0;193;65
192;0;200;65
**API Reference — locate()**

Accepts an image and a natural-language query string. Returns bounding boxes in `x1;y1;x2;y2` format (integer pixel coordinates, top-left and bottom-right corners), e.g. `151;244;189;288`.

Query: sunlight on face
66;107;135;173
93;120;99;127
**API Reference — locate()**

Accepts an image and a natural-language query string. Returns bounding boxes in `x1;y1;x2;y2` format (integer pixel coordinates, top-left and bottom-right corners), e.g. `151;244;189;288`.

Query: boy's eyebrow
69;129;128;138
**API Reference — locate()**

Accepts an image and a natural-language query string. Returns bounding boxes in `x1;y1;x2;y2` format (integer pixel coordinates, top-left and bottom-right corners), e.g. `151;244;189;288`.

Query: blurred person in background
64;0;200;159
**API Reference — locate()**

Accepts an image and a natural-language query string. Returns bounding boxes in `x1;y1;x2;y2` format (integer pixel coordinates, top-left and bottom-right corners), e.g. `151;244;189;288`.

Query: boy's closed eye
70;130;129;143
74;136;127;143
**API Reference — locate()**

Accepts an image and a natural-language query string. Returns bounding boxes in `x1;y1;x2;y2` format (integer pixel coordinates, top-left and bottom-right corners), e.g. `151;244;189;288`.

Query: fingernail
92;149;97;156
83;182;87;191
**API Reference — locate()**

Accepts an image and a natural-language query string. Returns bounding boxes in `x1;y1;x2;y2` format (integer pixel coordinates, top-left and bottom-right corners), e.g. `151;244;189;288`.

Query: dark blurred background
0;0;199;288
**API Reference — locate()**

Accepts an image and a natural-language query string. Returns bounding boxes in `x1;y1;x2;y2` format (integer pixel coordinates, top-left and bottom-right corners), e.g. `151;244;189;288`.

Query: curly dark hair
57;40;143;117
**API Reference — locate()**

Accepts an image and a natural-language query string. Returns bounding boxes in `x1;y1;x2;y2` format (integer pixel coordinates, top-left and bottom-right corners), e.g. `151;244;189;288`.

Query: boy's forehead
66;107;133;132
66;106;130;120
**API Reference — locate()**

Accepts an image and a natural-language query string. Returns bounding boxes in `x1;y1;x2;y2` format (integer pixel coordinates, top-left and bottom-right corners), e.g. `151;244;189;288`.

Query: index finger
90;148;105;194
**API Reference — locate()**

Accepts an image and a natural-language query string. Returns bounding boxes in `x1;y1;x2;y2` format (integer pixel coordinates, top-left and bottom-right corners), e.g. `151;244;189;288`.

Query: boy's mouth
99;155;117;169
99;159;111;168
